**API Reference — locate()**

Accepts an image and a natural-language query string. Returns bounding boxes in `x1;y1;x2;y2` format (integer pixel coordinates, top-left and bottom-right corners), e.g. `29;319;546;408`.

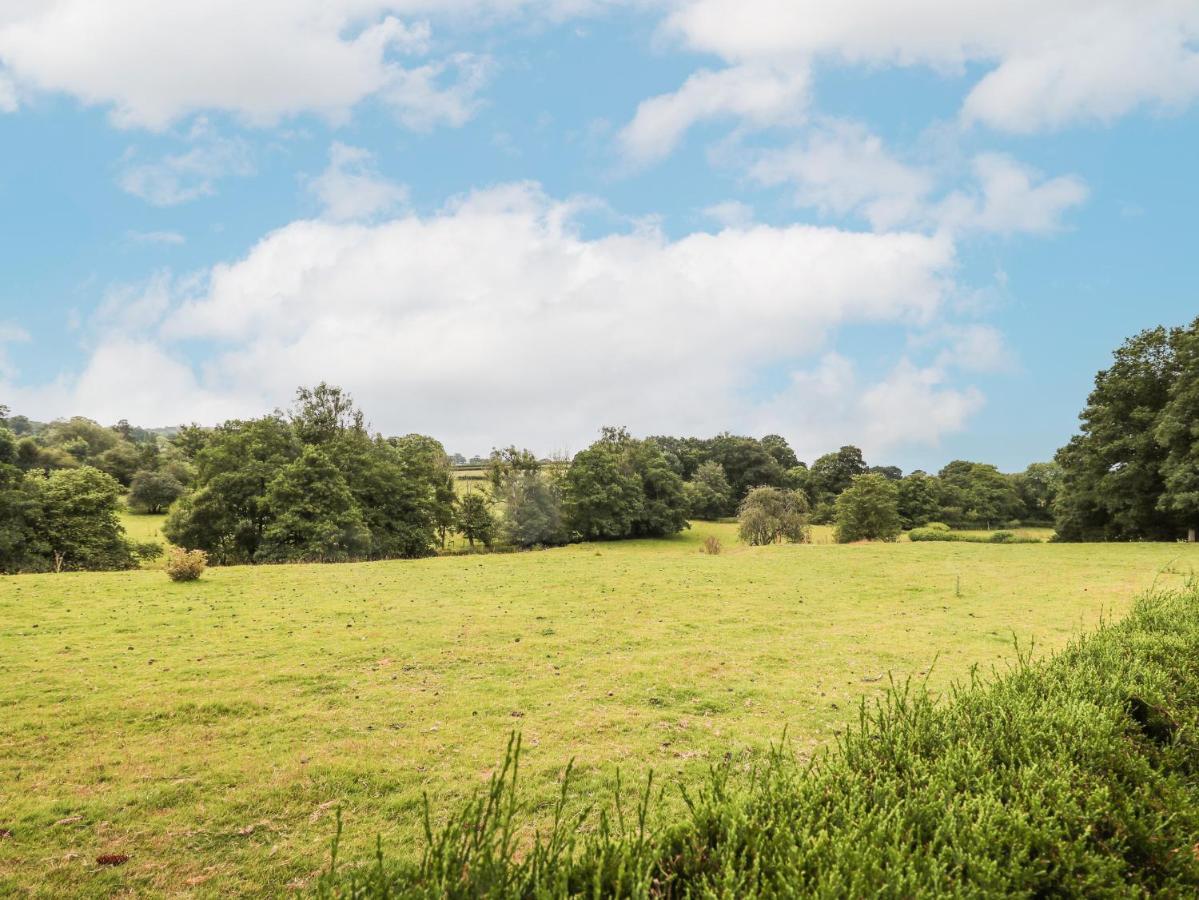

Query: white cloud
936;154;1089;235
752;353;984;463
750;122;934;230
4;183;981;455
618;63;808;164
662;0;1199;133
749;124;1087;236
0;69;16;112
308;142;409;221
702;200;754;228
0;1;495;130
118;128;254;206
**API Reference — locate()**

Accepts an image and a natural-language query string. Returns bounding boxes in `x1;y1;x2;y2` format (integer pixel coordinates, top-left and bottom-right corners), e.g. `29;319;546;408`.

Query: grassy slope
0;523;1195;896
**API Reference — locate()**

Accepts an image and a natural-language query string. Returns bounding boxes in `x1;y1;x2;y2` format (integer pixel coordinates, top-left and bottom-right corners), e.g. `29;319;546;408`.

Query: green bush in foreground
315;589;1199;898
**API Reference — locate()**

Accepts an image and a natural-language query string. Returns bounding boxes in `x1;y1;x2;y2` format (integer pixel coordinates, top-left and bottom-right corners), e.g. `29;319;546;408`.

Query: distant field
1;523;1195;897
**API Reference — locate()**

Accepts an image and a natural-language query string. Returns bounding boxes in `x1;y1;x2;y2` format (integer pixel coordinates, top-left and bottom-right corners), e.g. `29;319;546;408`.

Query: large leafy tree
809;445;868;506
897;471;941;529
760;434;800;471
164;415;300;563
258;447;371;562
22;467;137;572
707;433;786;501
564;428;688;540
128;469;186;514
834;474;901;543
1055;325;1186;541
391;434;456;548
938;461;1023;528
1155;318;1199;539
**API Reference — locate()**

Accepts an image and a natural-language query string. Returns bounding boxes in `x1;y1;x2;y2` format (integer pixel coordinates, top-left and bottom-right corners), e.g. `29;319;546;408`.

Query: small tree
24;466;137;571
835;474;902;543
456;491;496;549
737;486;811;546
128;469;186;514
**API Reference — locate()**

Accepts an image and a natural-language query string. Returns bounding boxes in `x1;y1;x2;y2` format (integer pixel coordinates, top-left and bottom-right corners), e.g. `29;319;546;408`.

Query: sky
1;1;1197;471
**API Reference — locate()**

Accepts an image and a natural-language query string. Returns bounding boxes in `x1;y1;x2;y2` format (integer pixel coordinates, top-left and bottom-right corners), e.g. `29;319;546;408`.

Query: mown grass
0;522;1195;896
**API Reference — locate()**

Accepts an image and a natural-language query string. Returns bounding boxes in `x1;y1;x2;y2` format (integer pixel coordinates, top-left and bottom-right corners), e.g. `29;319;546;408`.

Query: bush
924;521;951;532
909;527;960;542
700;535;722;555
165;547;207;581
132;540;164;561
316;588;1199;897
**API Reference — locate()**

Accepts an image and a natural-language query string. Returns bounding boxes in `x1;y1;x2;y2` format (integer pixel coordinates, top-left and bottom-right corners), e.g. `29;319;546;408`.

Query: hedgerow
909;527;1041;544
315;589;1199;898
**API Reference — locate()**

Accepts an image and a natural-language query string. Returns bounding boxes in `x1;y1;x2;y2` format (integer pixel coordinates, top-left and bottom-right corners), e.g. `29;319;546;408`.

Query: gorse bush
165;547;207;581
315;588;1199;898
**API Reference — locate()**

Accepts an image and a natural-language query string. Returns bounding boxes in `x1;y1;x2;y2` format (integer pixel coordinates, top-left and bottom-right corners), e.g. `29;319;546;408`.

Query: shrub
165;547;207;581
909;527;963;542
316;588;1199;897
924;521;951;532
700;536;722;555
133;540;164;561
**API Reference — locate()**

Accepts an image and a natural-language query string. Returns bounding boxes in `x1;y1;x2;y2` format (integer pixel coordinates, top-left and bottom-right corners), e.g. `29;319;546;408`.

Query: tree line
2;315;1195;571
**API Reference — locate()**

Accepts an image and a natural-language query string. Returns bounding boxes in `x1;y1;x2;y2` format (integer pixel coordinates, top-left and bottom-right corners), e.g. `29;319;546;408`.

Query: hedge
908;527;1041;544
316;589;1199;898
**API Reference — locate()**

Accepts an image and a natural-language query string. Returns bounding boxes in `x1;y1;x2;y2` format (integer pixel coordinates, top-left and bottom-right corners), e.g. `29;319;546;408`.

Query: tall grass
316;588;1199;898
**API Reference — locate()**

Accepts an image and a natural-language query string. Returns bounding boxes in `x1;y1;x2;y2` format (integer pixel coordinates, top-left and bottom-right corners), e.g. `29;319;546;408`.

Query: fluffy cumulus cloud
662;0;1199;133
3;183;986;457
0;1;496;129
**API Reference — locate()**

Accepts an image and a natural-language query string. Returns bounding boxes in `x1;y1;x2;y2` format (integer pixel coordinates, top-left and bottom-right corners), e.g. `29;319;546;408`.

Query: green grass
0;522;1195;896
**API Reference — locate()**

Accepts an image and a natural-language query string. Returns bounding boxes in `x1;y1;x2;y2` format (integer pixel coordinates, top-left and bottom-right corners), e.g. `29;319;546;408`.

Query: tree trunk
53;550;65;573
1189;527;1197;543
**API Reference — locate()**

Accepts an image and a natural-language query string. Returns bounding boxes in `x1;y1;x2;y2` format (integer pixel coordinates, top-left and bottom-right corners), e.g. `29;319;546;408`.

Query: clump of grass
316;588;1199;898
700;536;722;555
165;547;207;581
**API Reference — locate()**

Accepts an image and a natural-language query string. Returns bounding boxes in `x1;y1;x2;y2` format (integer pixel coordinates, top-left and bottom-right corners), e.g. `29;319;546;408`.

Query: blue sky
1;1;1197;470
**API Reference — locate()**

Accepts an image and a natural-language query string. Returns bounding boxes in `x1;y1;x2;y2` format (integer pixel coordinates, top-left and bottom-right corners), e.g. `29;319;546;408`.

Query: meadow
1;522;1196;897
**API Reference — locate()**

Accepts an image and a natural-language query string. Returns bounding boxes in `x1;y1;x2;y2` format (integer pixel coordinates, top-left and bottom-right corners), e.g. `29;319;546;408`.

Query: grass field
1;522;1196;897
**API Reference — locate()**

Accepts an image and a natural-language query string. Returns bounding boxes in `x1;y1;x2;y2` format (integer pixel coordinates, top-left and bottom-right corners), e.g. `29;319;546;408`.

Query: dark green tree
809;446;868;506
22;467;137;571
1155;318;1199;540
1054;325;1186;541
163;415;300;563
128;469;186;514
258;447;371;562
897;471;941;529
760;434;800;471
290;382;366;445
684;461;734;520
